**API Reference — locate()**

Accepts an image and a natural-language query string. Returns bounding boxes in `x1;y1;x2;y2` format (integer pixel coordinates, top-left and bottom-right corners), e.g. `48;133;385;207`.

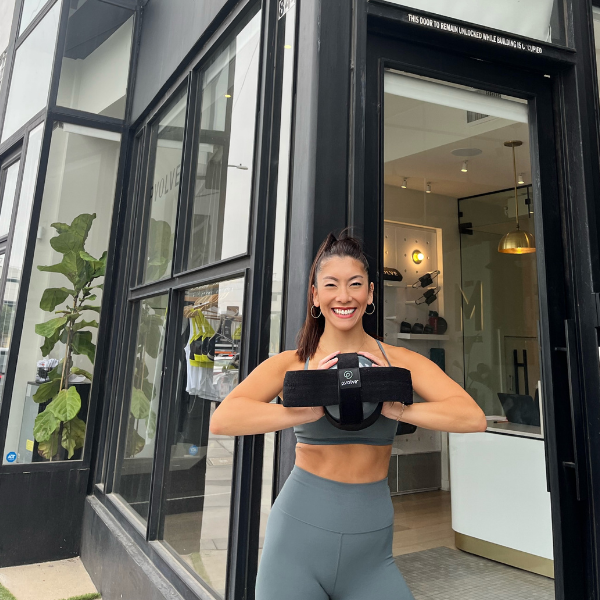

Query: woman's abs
295;442;393;483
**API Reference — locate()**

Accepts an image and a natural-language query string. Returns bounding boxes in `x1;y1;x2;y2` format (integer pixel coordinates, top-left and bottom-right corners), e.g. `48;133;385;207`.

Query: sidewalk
0;558;100;600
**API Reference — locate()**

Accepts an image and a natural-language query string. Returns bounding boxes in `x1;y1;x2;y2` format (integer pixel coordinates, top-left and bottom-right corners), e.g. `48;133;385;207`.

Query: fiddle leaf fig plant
32;213;106;460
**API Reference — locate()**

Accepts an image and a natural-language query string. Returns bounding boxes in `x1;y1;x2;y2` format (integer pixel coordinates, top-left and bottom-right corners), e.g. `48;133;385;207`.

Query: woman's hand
300;351;341;423
357;350;387;367
358;351;401;421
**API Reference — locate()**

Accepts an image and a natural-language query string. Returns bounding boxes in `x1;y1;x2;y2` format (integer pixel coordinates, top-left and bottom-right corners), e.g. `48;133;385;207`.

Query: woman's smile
331;307;357;318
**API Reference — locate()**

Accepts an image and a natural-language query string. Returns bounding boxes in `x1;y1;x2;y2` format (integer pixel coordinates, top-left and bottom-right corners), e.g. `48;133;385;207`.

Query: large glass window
1;2;60;142
159;278;244;596
113;294;169;519
3;123;120;465
56;0;134;119
379;0;566;45
186;11;261;270
141;90;187;284
0;159;20;239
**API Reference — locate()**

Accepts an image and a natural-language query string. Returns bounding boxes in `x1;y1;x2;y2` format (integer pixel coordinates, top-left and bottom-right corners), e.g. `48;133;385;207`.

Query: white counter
449;430;553;560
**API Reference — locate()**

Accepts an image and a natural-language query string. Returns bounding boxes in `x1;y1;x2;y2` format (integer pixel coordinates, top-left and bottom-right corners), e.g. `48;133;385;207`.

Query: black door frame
362;33;589;600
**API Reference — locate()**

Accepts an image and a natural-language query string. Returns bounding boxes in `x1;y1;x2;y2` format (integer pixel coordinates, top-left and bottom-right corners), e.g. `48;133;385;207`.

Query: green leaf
39;288;70;312
33;409;60;442
79;251;98;262
142;380;154;401
80;305;101;313
35;316;68;338
49;214;96;254
72;319;98;332
61;416;86;459
71;366;93;380
48;361;63;381
145;219;172;282
32;379;61;403
38;251;79;282
130;388;150;420
38;435;59;460
75;256;94;292
86;295;97;302
72;331;96;362
47;387;81;421
126;426;146;457
41;328;62;357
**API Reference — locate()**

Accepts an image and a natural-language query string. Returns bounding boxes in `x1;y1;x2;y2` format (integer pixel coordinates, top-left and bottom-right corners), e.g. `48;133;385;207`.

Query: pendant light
498;141;536;254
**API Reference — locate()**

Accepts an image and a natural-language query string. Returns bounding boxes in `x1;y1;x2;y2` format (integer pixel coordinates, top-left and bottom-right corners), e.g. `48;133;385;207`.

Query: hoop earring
365;303;375;315
310;305;322;318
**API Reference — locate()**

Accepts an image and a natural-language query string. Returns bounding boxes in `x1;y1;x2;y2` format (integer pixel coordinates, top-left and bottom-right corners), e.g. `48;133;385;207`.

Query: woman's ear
312;283;320;307
368;281;374;304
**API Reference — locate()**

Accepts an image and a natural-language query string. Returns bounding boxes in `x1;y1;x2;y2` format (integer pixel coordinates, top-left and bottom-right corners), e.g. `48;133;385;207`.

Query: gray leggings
255;465;415;600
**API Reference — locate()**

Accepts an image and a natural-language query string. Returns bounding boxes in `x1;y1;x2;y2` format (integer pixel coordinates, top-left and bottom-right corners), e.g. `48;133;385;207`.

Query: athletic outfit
255;340;415;600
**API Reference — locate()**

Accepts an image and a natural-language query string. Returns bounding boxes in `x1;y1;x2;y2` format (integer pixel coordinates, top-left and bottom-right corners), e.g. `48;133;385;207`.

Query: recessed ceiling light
451;148;483;157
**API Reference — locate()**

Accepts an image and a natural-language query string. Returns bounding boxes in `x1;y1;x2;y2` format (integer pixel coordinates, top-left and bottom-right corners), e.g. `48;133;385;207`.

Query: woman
209;232;486;600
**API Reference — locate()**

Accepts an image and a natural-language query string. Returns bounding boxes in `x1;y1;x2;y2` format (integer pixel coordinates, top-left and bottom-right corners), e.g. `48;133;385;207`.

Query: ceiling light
412;250;424;264
225;94;232;98
518;173;525;185
498;141;536;254
284;44;292;49
461;161;468;173
426;183;431;194
401;178;407;188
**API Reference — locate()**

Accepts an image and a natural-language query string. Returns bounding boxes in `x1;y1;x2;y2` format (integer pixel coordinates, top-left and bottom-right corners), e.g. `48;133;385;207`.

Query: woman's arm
209;350;324;437
360;346;487;433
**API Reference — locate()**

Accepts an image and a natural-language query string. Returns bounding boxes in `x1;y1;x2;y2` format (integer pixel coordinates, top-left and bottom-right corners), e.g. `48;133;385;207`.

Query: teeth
333;308;355;315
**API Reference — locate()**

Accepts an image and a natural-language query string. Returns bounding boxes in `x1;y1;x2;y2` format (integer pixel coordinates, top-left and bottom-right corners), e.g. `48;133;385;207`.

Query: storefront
0;0;600;599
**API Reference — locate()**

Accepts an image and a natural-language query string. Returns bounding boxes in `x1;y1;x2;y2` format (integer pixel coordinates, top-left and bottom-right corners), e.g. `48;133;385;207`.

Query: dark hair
296;230;371;362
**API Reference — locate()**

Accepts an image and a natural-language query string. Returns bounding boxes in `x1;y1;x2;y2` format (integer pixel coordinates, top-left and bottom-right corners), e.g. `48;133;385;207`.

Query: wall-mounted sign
279;0;295;19
6;452;16;463
407;14;543;54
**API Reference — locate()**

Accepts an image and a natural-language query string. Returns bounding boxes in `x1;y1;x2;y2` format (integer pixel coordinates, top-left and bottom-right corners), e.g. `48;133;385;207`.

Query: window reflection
115;294;169;519
1;2;59;142
187;10;261;269
0;160;21;239
19;0;47;35
141;91;187;284
160;278;243;597
56;0;134;118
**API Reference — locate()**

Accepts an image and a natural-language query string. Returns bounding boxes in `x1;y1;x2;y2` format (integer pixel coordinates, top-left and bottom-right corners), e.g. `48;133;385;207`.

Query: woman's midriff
295;442;393;483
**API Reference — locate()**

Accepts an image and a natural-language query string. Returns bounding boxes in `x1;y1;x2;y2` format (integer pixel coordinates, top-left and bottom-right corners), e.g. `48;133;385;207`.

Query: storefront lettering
278;0;295;19
150;164;181;202
407;14;543;54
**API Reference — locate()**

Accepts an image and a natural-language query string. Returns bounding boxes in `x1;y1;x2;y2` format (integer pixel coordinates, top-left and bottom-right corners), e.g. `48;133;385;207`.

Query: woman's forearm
398;397;487;433
210;396;309;437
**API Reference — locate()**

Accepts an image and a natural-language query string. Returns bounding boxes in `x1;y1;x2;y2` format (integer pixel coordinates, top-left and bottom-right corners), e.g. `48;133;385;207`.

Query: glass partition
383;70;554;595
186;10;261;270
56;0;134;118
379;0;566;45
2;123;120;464
1;2;60;142
159;277;244;596
0;160;20;239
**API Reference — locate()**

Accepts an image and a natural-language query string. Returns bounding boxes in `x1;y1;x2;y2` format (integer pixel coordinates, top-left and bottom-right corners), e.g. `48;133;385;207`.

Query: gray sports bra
293;340;399;446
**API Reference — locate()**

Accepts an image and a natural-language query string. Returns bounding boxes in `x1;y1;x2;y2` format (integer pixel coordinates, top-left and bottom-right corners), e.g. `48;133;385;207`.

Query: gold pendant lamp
498;140;536;254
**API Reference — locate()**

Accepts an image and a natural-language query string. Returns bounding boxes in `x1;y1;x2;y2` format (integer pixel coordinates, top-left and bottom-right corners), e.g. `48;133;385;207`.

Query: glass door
363;36;586;600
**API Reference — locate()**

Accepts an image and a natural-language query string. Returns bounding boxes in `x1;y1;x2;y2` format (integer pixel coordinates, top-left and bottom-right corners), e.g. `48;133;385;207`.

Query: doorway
363;35;584;600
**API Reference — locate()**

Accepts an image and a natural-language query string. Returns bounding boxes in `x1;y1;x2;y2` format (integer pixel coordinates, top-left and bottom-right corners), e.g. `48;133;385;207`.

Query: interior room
383;70;553;598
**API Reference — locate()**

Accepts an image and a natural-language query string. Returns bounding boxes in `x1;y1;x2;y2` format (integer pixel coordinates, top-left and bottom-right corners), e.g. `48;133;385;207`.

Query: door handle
563;319;582;501
537;320;551;494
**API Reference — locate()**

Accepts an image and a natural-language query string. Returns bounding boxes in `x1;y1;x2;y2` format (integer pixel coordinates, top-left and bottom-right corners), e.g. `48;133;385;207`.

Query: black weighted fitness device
282;353;413;431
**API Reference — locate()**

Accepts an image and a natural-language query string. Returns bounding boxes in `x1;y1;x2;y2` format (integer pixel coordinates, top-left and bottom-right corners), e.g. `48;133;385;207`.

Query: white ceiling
384;92;531;198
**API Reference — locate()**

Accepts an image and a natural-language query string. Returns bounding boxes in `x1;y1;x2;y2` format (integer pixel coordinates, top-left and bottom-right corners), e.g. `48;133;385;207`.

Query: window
140;90;187;284
186;10;261;270
19;0;49;35
56;0;134;119
3;123;121;465
1;2;60;142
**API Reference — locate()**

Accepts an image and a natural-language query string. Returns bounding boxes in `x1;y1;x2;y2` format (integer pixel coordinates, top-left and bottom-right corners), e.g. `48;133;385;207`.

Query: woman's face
312;256;374;331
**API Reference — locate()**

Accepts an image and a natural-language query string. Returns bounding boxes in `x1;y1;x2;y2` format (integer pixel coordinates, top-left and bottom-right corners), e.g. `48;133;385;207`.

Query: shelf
384;280;405;287
397;333;449;341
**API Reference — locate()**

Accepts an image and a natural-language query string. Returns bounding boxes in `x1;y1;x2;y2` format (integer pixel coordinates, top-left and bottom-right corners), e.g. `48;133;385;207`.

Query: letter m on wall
458;281;483;331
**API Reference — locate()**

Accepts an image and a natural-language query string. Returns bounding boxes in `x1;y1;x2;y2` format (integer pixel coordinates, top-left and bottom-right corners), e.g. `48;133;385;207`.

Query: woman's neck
318;323;370;355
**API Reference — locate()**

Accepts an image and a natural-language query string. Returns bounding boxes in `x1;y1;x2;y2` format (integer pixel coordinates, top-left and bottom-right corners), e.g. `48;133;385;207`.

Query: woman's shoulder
378;340;422;369
262;349;305;372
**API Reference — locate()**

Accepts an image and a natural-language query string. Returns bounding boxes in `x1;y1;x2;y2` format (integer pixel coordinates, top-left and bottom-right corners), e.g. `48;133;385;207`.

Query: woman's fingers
317;351;340;369
358;350;387;367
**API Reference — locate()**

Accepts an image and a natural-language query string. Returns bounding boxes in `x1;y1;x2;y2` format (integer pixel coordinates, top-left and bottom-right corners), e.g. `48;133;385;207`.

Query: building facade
0;0;600;599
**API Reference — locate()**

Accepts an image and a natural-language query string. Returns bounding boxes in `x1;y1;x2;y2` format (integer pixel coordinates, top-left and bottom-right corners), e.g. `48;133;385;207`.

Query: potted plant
31;213;106;460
